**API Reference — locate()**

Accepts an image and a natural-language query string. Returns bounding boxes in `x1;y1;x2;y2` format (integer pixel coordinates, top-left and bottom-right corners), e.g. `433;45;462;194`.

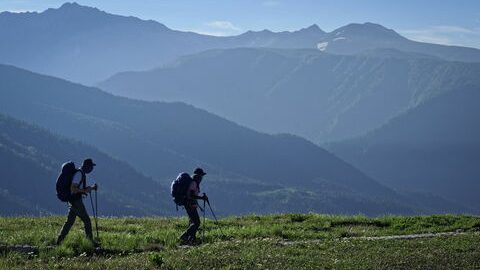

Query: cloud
399;25;480;48
201;20;242;36
193;30;233;37
404;34;453;45
206;21;241;32
402;26;474;35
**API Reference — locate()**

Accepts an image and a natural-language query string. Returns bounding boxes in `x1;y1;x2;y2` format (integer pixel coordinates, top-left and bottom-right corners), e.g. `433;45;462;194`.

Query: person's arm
70;172;97;194
71;183;94;194
190;192;205;200
188;182;207;200
71;183;97;194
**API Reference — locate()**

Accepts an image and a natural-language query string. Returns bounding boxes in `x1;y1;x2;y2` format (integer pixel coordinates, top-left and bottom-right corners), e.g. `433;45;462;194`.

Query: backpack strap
77;169;87;190
184;178;194;199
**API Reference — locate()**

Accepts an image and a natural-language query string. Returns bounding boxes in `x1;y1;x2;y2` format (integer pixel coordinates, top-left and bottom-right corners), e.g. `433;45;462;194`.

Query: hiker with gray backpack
55;159;99;246
171;168;208;245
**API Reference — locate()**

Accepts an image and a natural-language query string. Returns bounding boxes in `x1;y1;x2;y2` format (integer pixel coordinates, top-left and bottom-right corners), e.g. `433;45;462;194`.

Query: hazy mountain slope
0;63;427;215
0;2;214;84
318;23;480;63
99;48;480;143
225;24;326;48
0;3;325;84
0;113;173;216
328;87;480;211
316;22;410;54
2;4;480;85
0;191;39;216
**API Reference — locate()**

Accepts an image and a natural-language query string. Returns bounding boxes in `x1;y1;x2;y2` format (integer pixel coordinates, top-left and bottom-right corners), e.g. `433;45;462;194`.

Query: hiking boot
180;235;199;246
88;238;101;248
92;240;101;248
55;238;64;246
179;237;190;246
189;238;203;246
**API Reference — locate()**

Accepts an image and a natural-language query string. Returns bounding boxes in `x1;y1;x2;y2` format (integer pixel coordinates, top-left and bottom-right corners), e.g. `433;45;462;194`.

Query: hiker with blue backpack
55;159;98;246
171;168;208;245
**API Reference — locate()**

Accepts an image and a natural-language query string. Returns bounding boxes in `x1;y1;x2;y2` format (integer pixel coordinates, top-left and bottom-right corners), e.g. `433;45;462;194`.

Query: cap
82;158;96;167
193;167;206;176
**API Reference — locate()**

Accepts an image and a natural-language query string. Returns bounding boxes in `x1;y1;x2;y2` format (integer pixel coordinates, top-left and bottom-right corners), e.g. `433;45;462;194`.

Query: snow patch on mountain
317;42;329;51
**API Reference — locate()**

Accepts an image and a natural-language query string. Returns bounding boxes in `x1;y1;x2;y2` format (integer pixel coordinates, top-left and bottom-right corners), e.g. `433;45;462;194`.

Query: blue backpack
56;162;85;202
170;173;193;206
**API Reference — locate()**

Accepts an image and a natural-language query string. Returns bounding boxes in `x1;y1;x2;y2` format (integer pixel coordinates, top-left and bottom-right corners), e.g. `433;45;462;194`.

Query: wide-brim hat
193;167;206;176
82;158;96;167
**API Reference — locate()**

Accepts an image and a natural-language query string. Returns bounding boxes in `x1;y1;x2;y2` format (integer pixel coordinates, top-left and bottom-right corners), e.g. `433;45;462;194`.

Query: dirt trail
2;231;478;253
357;231;466;241
278;230;476;246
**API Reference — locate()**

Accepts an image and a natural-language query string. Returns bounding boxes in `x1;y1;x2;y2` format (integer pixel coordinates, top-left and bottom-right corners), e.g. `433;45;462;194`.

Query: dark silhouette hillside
329;87;480;212
99;48;480;143
0;114;171;216
0;64;442;215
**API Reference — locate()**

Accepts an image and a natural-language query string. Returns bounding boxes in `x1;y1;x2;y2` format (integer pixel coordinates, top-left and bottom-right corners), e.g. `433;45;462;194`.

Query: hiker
56;158;98;246
173;168;208;245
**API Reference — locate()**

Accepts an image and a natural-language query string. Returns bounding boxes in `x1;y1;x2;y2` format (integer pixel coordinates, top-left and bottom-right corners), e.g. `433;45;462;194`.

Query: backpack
56;161;85;202
170;172;193;206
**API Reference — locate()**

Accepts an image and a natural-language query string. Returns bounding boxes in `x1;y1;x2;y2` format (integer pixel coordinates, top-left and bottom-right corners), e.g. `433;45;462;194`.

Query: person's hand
202;194;209;202
92;183;98;191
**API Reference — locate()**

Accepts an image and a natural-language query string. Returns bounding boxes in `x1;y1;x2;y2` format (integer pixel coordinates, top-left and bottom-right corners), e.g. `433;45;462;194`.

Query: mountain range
0;2;478;216
0;63;464;216
2;2;480;85
99;47;480;143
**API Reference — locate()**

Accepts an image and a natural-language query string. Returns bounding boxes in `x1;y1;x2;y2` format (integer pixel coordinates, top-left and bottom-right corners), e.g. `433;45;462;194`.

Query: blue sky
2;0;480;48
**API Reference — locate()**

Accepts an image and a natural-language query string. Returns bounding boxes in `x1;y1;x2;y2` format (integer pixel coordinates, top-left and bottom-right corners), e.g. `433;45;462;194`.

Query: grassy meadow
1;214;480;269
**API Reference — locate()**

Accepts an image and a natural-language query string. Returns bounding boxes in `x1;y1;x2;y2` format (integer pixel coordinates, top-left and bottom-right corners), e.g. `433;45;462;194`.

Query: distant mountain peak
43;1;103;16
333;22;403;39
239;24;325;38
306;24;321;31
345;22;388;29
58;2;97;11
240;29;274;37
39;2;170;31
296;24;325;34
60;2;81;8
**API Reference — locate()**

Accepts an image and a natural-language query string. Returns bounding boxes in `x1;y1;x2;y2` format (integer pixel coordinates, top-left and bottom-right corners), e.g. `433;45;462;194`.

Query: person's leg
180;206;200;243
73;199;94;241
56;202;77;245
180;207;193;242
185;207;200;242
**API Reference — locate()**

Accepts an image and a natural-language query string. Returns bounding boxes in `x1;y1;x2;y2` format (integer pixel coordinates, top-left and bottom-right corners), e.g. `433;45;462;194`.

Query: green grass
1;214;480;269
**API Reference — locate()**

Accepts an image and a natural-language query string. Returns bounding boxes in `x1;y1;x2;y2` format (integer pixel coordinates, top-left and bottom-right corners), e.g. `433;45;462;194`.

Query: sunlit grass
1;214;479;269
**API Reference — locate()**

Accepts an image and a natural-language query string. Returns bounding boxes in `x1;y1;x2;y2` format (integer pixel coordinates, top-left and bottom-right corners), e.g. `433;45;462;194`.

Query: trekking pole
89;192;97;235
89;190;99;241
205;199;224;236
94;189;99;239
202;198;206;243
206;200;219;223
